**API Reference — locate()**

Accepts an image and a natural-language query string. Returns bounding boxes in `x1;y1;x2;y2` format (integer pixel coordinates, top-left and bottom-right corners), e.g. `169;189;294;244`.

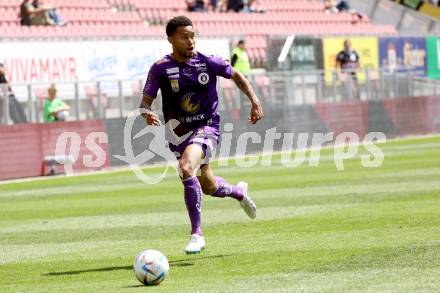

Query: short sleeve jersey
336;50;359;71
43;98;67;122
143;51;232;128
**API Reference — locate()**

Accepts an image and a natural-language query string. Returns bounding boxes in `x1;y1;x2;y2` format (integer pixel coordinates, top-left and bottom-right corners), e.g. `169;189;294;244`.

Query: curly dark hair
166;16;193;37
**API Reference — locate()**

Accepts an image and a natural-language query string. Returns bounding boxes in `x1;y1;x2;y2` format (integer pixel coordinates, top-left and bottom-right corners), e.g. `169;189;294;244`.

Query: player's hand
145;111;161;126
248;101;264;124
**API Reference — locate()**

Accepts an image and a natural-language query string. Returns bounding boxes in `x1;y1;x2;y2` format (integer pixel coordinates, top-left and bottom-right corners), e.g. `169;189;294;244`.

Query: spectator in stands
228;0;244;12
186;0;206;12
336;0;350;12
0;64;27;124
206;0;218;11
20;0;53;26
32;0;67;26
323;0;364;21
246;0;265;13
336;39;360;100
324;0;339;13
20;0;65;26
43;84;70;122
231;40;251;76
324;0;350;13
218;0;228;12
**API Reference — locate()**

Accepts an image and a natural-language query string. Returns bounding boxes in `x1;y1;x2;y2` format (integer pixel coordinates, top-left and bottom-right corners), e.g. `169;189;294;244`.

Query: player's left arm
231;68;264;124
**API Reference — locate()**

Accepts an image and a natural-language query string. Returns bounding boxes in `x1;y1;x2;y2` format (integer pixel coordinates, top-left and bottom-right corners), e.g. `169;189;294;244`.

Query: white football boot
237;181;257;219
184;234;205;254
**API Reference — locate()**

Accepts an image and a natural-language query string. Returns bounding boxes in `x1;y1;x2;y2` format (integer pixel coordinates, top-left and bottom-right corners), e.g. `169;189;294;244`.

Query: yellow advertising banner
323;37;379;84
419;3;440;20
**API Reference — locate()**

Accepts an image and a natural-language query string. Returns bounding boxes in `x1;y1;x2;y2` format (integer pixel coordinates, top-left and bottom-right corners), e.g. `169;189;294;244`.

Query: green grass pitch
1;135;439;292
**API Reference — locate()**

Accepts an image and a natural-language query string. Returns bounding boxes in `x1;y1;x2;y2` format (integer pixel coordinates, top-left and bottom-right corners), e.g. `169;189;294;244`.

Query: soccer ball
133;250;169;286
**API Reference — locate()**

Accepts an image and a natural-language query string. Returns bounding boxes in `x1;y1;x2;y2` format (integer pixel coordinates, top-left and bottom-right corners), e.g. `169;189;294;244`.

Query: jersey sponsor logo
198;72;209;85
168;74;179;79
170;79;179;92
194;63;207;72
178;114;206;123
166;67;179;74
181;92;200;114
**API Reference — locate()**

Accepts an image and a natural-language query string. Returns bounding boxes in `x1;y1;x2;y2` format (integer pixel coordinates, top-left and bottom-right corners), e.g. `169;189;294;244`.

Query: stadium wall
1;96;439;180
0;120;110;180
106;96;440;167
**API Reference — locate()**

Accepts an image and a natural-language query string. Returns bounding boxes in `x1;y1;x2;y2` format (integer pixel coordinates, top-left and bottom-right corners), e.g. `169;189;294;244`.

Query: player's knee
179;159;194;178
201;182;217;195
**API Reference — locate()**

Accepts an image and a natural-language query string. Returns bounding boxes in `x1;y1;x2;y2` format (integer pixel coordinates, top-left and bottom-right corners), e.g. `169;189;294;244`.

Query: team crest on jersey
181;92;200;114
198;72;209;85
170;79;179;92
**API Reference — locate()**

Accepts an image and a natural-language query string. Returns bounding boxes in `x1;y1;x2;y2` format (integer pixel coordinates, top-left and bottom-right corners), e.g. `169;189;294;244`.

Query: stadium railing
1;69;439;125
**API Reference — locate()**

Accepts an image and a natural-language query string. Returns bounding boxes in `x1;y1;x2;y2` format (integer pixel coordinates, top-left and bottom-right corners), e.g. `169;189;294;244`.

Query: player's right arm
140;95;160;126
140;63;161;126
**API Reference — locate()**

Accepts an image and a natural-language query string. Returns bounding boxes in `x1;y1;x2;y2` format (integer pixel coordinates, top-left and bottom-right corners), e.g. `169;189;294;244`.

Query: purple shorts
168;124;220;161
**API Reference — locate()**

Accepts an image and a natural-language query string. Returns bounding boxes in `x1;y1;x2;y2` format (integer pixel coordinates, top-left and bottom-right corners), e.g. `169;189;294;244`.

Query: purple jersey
143;52;233;133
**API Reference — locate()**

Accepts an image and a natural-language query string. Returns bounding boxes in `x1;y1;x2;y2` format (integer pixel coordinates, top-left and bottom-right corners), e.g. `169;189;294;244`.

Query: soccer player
140;16;264;254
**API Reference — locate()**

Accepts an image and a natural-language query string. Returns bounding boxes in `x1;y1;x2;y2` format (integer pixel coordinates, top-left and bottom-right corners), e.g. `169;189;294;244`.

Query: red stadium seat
0;0;397;66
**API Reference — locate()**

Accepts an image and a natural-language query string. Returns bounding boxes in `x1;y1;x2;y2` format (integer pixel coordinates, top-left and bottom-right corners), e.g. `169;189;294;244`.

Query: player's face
170;26;196;59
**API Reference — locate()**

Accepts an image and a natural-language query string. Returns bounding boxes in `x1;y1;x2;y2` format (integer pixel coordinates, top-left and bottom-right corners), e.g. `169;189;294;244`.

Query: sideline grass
0;136;439;292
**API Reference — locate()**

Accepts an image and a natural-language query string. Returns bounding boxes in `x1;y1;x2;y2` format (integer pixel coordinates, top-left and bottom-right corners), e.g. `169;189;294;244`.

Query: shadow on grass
125;285;145;288
43;254;233;276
